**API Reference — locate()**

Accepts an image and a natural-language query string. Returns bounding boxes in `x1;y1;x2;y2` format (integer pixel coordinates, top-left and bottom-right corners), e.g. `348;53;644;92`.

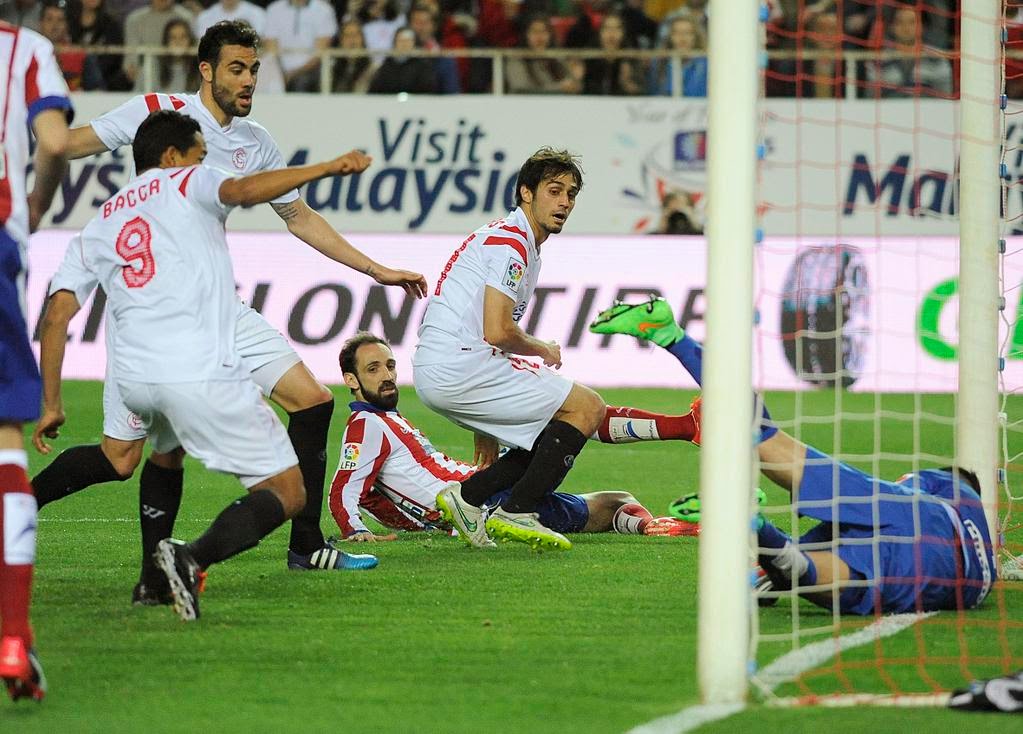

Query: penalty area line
627;612;933;733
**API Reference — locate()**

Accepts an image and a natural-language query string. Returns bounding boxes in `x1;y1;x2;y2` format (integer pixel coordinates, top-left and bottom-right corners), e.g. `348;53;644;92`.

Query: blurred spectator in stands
657;189;702;235
1;0;42;29
655;0;706;43
617;0;657;49
348;0;404;52
477;0;523;48
332;18;375;92
505;13;583;94
647;15;705;96
766;9;845;98
864;5;952;99
644;0;685;23
156;16;199;90
368;25;438;93
123;0;192;89
413;0;471;89
194;0;265;36
583;11;642;95
562;0;602;49
69;0;131;89
408;2;459;92
264;0;337;91
40;0;105;88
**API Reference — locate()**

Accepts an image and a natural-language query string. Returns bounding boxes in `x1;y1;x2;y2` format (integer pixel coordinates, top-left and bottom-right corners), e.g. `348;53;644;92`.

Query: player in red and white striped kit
330;333;698;542
0;19;72;703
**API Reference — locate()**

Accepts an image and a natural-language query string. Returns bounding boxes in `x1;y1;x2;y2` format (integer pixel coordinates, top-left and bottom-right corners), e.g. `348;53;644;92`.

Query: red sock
0;455;36;647
595;406;697;444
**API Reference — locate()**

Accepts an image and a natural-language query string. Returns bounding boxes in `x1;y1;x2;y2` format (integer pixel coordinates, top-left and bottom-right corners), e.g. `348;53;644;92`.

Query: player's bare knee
576;385;606;436
271;363;333;413
100;437;144;479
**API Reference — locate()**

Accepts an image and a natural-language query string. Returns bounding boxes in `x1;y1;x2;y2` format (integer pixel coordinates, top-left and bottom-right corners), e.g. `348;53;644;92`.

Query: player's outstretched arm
67;125;110;160
33;290;81;454
271;199;428;299
220;149;371;208
28;109;69;232
482;286;562;367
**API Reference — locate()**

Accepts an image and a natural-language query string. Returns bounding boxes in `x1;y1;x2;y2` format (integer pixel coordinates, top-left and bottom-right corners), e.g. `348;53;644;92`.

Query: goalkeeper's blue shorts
796;447;994;615
485;489;589;534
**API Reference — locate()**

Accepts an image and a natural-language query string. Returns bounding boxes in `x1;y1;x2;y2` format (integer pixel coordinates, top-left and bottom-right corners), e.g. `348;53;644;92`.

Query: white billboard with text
25;230;1023;392
43;94;1008;236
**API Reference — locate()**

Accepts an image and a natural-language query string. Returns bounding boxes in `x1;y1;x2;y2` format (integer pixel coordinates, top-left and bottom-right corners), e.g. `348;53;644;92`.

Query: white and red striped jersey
415;207;540;364
89;91;298;205
328;401;477;536
78;164;243;383
0;23;72;248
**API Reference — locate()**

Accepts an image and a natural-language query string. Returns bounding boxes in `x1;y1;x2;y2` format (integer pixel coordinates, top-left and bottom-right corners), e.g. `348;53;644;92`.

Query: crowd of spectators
0;0;972;97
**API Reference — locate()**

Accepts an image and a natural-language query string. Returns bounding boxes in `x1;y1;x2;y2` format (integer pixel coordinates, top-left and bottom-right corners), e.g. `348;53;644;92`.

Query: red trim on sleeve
24;54;39;106
144;93;161;112
482;235;528;265
176;167;197;196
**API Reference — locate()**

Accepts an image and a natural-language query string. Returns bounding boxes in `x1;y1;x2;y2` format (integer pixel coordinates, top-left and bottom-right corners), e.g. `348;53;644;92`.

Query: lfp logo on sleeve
504;258;525;291
340;443;361;470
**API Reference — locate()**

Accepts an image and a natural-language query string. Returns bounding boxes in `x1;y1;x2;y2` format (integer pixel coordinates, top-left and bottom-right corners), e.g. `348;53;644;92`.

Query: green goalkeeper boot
588;296;684;347
668;488;768;523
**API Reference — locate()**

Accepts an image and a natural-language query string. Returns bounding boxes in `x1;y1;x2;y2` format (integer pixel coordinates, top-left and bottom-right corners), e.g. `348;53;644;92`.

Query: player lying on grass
43;110;380;621
591;296;996;615
328;333;698;542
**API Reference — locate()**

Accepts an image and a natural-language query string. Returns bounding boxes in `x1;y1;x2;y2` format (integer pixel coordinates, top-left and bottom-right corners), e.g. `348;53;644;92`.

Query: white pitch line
752;612;936;695
38;517;214;523
626;612;933;734
627;703;746;734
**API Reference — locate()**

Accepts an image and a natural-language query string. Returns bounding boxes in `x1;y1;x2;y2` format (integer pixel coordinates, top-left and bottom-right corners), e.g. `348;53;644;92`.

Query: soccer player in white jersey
413;149;611;552
0;20;71;703
30;21;426;588
47;110;378;621
329;334;693;542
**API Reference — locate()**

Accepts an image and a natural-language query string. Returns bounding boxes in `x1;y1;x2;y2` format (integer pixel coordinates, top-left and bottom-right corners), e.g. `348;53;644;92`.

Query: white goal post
697;0;760;705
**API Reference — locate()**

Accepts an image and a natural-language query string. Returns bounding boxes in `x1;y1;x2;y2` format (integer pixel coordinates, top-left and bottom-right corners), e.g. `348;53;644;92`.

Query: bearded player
31;22;426;596
329;333;696;542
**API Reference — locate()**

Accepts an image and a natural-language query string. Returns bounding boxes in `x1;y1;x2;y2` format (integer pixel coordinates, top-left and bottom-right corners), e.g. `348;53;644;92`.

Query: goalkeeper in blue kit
591;297;996;615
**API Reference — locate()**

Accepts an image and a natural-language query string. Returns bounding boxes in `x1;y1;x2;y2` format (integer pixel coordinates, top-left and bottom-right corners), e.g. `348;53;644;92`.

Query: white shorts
412;348;573;450
118;378;298;488
101;301;300;441
234;300;301;398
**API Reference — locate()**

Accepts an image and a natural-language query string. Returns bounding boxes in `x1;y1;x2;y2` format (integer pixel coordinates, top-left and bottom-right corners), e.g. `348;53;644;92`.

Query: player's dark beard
358;379;399;410
211;77;251;118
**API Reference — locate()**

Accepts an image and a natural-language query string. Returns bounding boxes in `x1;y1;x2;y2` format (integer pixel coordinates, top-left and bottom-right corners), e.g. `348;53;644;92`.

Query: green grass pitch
4;381;1021;733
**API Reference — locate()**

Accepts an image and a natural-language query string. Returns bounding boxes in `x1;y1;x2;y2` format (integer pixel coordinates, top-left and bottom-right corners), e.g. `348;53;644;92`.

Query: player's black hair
514;147;583;206
938;466;983;494
133;110;201;171
339;332;391;383
198;20;260;68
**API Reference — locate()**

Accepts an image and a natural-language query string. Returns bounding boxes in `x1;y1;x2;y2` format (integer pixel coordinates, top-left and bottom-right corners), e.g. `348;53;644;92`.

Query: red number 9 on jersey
115;216;155;288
